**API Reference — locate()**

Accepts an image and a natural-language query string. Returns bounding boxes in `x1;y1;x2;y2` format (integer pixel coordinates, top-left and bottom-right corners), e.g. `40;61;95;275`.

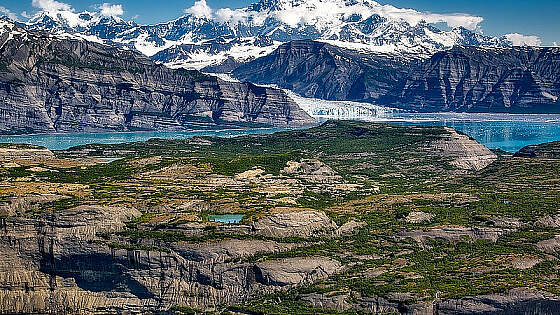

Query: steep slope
234;41;560;113
0;20;315;134
23;0;514;70
233;40;410;102
383;46;560;113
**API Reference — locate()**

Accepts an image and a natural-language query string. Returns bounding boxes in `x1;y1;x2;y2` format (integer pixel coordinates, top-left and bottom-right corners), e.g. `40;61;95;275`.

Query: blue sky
1;0;558;45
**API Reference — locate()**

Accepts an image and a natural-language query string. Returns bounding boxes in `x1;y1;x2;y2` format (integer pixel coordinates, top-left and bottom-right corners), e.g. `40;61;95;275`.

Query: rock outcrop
514;141;560;159
404;211;435;224
0;194;65;217
254;257;342;287
399;227;509;247
0;206;342;313
250;209;339;238
537;236;560;253
431;128;497;171
0;20;315;134
438;289;560;314
0;144;55;162
282;159;342;183
233;40;408;103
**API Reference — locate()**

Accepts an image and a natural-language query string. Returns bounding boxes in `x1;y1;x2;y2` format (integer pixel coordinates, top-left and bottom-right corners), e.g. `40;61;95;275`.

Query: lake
208;214;245;224
385;113;560;153
0;114;559;153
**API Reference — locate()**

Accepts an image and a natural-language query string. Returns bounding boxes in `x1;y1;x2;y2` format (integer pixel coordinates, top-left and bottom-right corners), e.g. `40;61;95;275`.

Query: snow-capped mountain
23;0;517;70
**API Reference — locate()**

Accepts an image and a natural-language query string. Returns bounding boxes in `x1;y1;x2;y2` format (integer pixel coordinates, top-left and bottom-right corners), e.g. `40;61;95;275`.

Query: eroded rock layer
0;20;315;134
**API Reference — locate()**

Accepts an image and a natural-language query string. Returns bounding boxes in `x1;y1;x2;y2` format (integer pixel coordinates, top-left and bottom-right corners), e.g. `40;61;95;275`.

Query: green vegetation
4;120;560;313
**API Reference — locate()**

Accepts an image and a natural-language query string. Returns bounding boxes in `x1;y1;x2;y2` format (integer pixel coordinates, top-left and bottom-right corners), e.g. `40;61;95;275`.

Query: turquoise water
208;214;245;224
0;128;285;151
388;113;560;152
0;114;559;153
400;120;560;153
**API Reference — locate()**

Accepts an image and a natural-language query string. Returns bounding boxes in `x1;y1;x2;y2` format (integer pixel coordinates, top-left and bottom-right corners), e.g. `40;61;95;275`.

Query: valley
1;121;560;313
0;0;559;313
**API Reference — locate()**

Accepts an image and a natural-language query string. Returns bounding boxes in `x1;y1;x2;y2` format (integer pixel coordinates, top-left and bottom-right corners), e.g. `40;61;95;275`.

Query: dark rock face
0;21;315;134
514;141;560;158
233;40;409;102
387;46;560;113
234;41;560;113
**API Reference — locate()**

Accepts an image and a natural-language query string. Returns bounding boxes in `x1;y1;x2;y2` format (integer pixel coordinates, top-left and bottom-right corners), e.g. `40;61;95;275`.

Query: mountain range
233;40;560;113
0;0;558;127
0;19;314;134
22;0;515;70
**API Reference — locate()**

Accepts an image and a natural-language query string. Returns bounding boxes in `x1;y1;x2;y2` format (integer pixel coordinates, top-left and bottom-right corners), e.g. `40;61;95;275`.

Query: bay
0;128;285;151
0;114;559;153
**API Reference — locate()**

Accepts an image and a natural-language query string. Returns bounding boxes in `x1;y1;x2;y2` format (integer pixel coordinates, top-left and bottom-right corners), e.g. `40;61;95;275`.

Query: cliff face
0;21;315;134
0;205;342;314
387;46;560;113
232;40;409;103
233;41;560;113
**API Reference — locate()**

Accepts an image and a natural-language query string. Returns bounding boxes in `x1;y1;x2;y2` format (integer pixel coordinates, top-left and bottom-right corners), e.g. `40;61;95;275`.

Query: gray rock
405;211;435;224
254;257;342;286
537;236;560;253
282;159;342;183
515;141;560;159
0;194;65;217
399;227;509;247
336;220;366;235
0;21;315;135
0;145;55;161
251;209;338;238
430;128;497;171
536;215;560;228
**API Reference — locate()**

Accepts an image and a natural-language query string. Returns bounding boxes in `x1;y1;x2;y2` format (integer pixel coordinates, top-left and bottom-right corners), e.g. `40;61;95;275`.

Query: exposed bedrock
0;206;343;313
0;21;315;134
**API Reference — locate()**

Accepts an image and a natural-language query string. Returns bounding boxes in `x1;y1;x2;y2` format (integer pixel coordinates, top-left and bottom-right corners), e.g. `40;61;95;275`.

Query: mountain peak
22;0;518;70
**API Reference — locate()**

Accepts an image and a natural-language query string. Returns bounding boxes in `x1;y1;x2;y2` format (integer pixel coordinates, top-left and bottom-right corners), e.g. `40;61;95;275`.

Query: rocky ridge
0;205;343;313
234;41;560;113
386;46;560;113
22;0;514;70
0;19;315;134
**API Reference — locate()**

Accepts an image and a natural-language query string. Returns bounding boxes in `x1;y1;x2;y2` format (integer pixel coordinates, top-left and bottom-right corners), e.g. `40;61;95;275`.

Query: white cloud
505;33;542;46
553;42;558;47
21;11;31;19
373;3;483;30
98;3;124;17
31;0;72;13
185;0;212;19
207;0;485;31
0;6;18;21
215;8;248;24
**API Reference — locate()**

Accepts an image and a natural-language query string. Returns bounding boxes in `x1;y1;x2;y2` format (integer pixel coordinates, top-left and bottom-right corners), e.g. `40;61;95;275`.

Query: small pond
208;214;245;224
